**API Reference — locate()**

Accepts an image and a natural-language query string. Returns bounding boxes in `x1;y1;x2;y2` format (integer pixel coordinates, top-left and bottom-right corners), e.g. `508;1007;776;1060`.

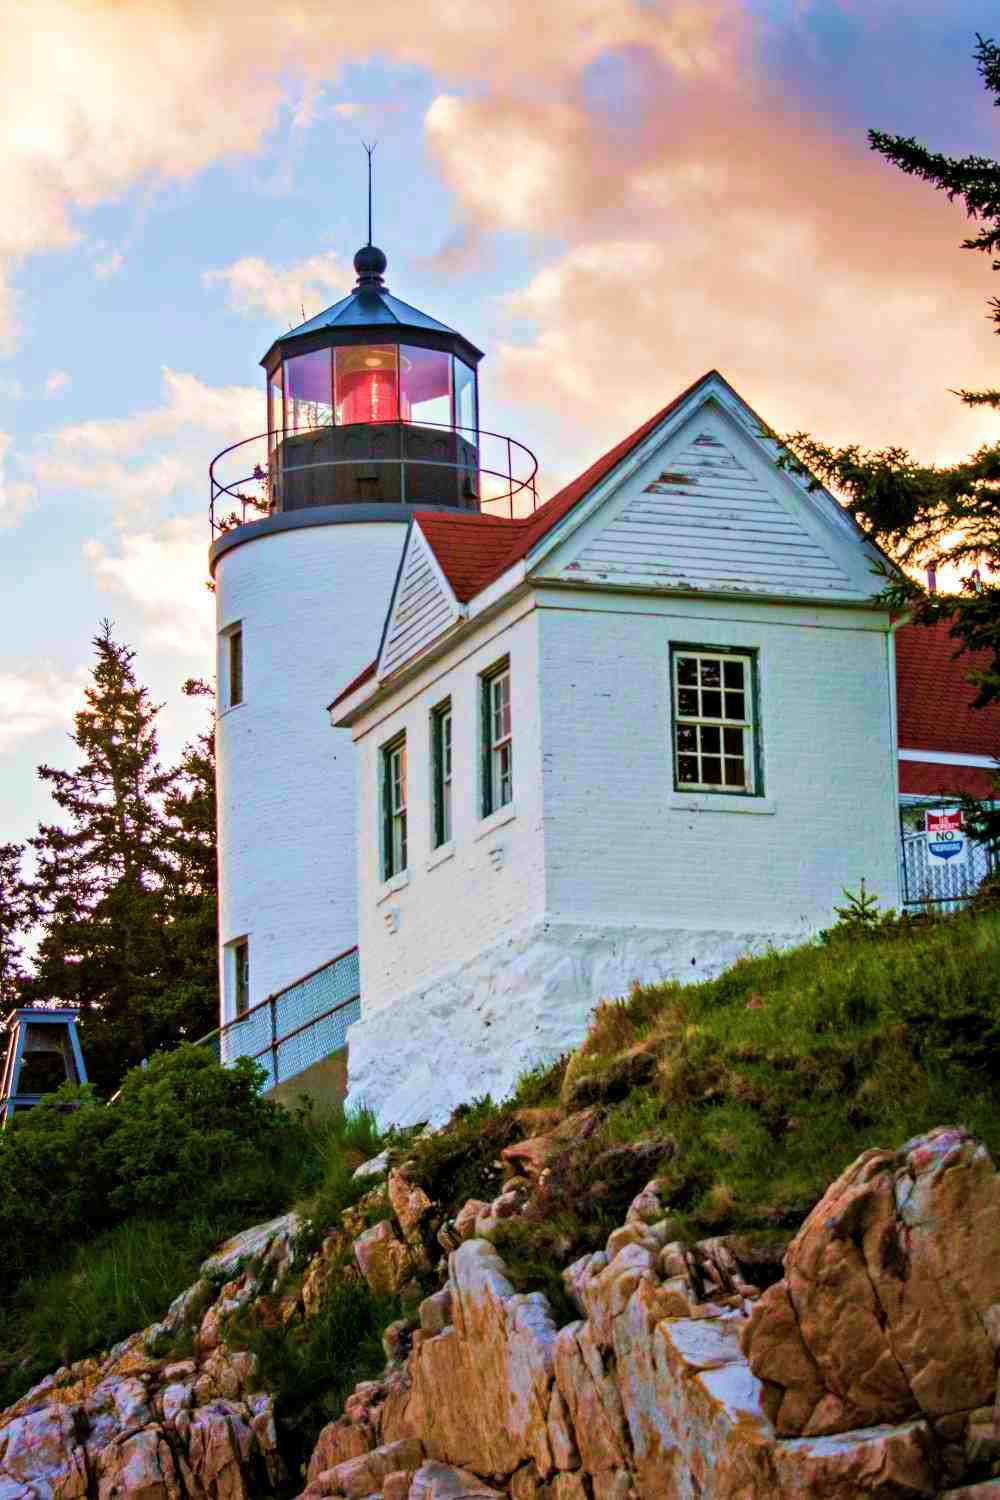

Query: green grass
403;908;1000;1318
0;1214;230;1409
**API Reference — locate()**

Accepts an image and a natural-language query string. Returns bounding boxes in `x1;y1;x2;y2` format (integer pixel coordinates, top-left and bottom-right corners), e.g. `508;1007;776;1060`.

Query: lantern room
260;245;483;512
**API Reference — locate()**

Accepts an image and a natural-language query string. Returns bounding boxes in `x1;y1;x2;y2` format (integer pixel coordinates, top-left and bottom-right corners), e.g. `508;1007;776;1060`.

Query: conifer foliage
24;625;218;1094
772;34;1000;708
0;842;32;1019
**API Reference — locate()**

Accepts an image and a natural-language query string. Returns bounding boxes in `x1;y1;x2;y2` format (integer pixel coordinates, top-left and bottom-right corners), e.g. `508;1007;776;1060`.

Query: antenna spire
353;142;387;288
362;141;376;246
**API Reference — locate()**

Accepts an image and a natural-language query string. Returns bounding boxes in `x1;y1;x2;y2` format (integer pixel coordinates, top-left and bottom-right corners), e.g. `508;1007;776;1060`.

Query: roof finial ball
353;243;388;288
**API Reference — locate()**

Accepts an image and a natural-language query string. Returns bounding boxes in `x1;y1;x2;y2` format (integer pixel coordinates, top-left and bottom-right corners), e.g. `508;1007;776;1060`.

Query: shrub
0;1045;305;1294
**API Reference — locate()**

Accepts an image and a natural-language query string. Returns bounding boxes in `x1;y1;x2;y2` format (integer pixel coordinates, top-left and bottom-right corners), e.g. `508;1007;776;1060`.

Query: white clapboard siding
380;529;458;676
563;430;856;597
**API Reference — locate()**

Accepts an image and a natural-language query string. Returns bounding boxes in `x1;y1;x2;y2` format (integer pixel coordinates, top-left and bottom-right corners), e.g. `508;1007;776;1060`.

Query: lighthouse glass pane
268;369;283;449
283;350;333;432
400;345;451;427
455;358;478;435
335;344;399;425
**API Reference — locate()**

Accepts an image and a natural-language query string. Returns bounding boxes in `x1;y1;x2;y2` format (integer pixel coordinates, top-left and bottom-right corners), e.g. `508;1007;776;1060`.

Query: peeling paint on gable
557;427;857;599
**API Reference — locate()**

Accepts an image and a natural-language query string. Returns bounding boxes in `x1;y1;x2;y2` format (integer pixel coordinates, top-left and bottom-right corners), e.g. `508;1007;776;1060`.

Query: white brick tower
209;244;488;1021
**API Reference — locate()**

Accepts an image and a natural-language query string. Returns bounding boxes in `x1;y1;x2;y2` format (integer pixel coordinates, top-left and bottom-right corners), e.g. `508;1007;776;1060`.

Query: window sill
426;841;456;872
377;869;410;904
669;792;776;816
218;700;247;719
475;802;517;841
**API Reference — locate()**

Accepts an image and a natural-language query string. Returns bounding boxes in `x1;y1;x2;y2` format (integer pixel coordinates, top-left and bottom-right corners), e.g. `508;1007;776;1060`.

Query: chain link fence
899;800;996;909
201;947;361;1090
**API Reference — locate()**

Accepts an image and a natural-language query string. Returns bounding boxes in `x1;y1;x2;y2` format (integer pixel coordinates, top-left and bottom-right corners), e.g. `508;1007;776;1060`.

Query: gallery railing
197;946;361;1091
209;421;539;539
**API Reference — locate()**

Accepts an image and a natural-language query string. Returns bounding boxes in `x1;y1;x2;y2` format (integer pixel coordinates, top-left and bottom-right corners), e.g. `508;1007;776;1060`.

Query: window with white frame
432;701;453;847
671;648;758;794
381;735;408;879
482;664;512;816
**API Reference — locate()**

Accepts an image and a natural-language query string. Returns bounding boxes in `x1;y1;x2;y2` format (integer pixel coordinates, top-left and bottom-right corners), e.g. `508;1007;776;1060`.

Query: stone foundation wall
346;920;808;1127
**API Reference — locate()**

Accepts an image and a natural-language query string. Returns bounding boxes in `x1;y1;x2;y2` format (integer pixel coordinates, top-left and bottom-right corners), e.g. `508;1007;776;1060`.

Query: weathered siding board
380;531;458;676
564;430;854;597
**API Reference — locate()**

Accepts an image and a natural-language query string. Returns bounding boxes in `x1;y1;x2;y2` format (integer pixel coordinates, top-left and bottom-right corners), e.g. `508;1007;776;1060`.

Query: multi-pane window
382;736;408;879
233;938;250;1017
483;666;513;815
432;703;453;847
228;627;243;708
672;649;757;794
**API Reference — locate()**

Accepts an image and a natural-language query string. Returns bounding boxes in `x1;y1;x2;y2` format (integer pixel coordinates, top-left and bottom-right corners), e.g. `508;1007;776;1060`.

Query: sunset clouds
1;0;998;831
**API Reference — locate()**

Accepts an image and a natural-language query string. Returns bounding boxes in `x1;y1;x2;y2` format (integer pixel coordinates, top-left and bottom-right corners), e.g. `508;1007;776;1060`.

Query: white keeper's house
208;240;995;1124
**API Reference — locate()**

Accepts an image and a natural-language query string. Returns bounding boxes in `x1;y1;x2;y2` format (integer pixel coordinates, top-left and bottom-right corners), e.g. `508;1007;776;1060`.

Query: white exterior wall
345;585;900;1126
214;520;407;1018
537;590;901;929
352;596;545;1017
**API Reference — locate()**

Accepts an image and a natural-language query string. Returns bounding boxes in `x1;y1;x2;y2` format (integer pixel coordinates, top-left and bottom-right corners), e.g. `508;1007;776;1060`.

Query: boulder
353;1220;419;1297
453;1200;489;1243
328;1437;425;1498
743;1127;1000;1435
306;1418;373;1483
408;1461;505;1500
406;1240;558;1478
96;1426;181;1500
388;1169;434;1239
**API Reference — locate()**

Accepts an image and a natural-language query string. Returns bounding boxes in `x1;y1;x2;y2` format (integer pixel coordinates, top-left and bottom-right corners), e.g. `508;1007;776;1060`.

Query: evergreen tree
160;679;219;1043
0;843;32;1020
28;623;178;1092
771;35;1000;707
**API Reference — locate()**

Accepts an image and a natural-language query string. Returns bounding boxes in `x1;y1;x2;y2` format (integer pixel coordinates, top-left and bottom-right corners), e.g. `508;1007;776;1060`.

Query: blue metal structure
0;1009;88;1125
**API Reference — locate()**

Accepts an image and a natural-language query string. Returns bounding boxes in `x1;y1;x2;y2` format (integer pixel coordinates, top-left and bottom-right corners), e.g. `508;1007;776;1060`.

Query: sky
2;0;1000;849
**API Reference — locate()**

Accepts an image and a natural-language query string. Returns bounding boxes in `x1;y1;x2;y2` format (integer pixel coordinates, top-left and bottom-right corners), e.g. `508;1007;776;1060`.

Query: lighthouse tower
209;243;487;1025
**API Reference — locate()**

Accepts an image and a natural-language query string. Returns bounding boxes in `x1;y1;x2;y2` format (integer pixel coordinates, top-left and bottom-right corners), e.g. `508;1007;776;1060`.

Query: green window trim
481;661;512;817
381;734;408;879
431;701;453;848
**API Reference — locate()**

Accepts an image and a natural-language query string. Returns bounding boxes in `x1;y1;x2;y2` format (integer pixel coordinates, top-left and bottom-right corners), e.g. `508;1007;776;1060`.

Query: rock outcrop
2;1130;998;1499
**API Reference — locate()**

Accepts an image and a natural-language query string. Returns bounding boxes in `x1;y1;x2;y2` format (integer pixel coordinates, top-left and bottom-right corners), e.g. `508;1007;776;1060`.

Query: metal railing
198;946;361;1090
210;421;539;538
898;800;996;908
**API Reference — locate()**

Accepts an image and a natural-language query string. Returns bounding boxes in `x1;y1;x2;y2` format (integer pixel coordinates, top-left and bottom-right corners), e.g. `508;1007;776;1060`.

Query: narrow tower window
232;937;250;1017
382;735;407;879
229;627;243;708
482;664;512;816
432;701;453;847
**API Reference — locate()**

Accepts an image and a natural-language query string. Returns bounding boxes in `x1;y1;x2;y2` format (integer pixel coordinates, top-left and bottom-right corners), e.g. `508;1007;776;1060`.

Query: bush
0;1045;305;1294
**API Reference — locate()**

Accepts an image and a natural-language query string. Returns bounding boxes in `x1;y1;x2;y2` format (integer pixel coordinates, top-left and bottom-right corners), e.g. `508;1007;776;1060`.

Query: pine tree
160;679;219;1044
0;843;32;1021
771;35;1000;706
28;623;178;1092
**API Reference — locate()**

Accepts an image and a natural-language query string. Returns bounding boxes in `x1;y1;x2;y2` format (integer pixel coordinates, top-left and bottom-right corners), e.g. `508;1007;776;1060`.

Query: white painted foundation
346;917;810;1126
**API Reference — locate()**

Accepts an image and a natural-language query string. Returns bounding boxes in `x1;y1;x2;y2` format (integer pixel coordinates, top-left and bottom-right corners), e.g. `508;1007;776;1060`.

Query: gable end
379;525;460;678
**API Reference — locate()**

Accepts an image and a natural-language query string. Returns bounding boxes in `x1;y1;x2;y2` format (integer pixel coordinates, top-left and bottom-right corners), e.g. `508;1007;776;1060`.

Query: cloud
94;249;125;280
44;370;71;398
416;56;1000;473
0;0;720;351
0;662;88;754
203;251;351;325
84;515;213;661
0;433;35;529
31;367;259;522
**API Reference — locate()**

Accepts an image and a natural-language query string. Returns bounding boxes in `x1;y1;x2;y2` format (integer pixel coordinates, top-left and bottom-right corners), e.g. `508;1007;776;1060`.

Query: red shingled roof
899;761;996;798
331;371;718;708
328;657;376;710
896;619;1000;757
